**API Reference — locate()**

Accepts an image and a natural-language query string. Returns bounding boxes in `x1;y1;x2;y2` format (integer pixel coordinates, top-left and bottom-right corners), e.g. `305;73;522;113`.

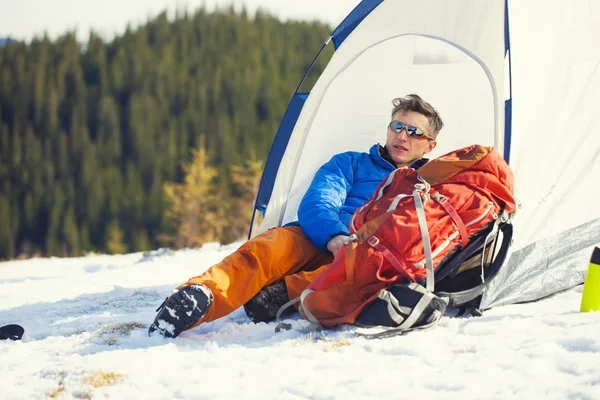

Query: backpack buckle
367;236;380;247
431;191;446;204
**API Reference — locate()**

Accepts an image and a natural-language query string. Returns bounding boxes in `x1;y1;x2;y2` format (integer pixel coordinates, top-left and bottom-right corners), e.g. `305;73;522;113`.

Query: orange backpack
298;145;517;331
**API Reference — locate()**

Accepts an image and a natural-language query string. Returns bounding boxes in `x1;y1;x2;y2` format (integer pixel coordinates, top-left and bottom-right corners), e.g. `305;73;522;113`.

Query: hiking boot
148;284;213;338
244;280;294;323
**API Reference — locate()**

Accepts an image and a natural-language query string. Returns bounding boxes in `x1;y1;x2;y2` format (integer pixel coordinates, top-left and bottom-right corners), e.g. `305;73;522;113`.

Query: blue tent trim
504;98;512;162
504;0;513;163
331;0;384;49
253;92;308;215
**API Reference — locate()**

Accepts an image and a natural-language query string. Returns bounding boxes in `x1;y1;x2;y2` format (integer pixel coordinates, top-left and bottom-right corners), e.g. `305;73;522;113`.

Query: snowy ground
1;242;599;400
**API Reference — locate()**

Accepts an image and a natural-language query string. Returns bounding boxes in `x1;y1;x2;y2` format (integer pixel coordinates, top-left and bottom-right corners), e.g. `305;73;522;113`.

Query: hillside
0;8;333;259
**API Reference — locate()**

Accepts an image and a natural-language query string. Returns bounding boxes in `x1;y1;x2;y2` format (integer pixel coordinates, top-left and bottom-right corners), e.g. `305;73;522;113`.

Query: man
149;94;443;338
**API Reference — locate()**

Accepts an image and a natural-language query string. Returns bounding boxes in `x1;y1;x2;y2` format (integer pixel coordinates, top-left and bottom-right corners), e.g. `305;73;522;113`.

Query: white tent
252;0;600;308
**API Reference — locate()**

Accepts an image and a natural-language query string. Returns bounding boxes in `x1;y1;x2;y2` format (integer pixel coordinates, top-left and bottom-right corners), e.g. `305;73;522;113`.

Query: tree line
0;7;332;259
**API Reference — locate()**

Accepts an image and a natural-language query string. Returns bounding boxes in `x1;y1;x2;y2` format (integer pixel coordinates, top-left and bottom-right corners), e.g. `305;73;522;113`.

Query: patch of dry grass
99;321;145;345
83;371;123;388
323;339;352;352
295;331;353;351
47;385;65;398
101;322;145;336
46;370;121;399
103;336;118;345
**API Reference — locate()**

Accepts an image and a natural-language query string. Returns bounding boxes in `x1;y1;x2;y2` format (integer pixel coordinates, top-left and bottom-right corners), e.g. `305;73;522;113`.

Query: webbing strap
387;194;410;212
407;282;429;294
433;193;469;248
368;237;413;282
378;290;406;325
413;187;435;292
298;289;322;328
375;169;399;200
275;297;300;321
480;219;500;283
398;290;434;330
275;295;324;334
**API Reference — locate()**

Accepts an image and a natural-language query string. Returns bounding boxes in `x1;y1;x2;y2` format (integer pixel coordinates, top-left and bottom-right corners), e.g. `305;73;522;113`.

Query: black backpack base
0;324;24;341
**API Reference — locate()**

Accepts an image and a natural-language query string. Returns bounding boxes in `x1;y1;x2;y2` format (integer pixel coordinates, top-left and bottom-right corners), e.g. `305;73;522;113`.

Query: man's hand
326;234;349;255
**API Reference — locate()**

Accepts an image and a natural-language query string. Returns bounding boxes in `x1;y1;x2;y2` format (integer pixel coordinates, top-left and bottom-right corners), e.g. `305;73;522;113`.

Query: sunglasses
389;120;434;141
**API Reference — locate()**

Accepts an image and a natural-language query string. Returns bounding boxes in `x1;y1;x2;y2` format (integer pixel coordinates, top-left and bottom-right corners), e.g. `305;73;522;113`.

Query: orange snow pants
178;226;333;329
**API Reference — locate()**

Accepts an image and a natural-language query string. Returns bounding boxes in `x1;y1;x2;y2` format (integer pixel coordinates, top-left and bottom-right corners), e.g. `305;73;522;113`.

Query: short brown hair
391;94;444;138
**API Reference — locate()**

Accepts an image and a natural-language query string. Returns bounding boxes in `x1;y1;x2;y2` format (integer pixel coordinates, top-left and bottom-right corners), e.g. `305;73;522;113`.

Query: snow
1;242;599;400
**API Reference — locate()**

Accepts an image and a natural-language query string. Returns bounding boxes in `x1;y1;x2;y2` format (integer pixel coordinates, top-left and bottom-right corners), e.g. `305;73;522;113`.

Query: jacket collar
376;144;428;170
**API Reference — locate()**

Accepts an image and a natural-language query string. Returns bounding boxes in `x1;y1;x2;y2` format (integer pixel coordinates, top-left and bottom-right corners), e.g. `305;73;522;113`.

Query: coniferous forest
0;7;333;260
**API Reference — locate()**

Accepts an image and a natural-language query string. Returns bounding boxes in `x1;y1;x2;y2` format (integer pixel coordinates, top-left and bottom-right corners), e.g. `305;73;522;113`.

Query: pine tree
106;220;128;254
0;195;17;260
222;153;264;244
62;205;80;256
161;137;222;249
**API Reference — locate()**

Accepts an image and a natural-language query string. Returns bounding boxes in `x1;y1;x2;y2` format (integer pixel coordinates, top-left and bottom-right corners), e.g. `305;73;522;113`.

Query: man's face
385;110;437;168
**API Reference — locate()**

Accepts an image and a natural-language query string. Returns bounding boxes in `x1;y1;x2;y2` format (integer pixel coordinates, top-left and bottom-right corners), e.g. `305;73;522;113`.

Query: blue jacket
297;144;398;253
